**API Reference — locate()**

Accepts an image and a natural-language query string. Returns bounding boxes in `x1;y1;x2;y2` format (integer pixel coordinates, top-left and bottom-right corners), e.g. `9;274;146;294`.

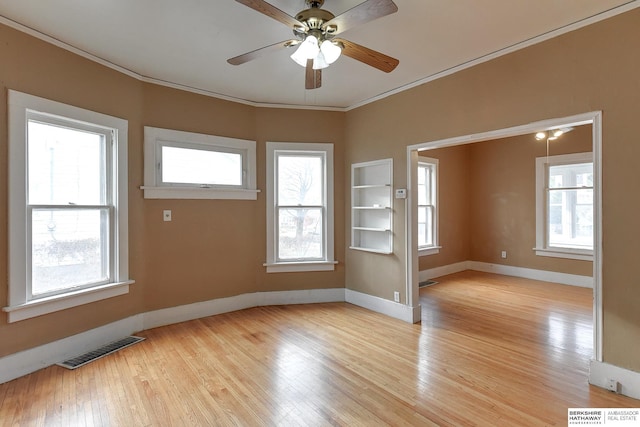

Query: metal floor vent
57;336;145;370
419;280;438;288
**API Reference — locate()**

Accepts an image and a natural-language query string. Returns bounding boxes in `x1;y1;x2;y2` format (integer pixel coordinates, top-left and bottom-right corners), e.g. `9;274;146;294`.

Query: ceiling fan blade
228;39;299;65
305;59;322;89
337;38;399;73
322;0;398;35
235;0;305;29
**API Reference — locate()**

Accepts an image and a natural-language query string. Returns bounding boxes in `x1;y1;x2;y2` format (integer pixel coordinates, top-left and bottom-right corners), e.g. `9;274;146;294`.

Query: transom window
265;142;336;273
535;152;593;260
142;127;257;200
160;144;243;187
5;90;132;323
418;157;440;255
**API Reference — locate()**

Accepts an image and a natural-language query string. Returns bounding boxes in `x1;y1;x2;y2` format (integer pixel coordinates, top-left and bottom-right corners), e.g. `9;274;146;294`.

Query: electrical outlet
501;250;507;259
163;210;172;222
393;291;400;303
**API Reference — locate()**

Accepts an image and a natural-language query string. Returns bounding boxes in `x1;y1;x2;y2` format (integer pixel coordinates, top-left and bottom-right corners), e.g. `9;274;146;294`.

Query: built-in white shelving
350;158;393;254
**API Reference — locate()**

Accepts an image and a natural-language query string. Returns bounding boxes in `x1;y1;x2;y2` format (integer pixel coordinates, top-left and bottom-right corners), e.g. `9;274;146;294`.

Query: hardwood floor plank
1;271;638;426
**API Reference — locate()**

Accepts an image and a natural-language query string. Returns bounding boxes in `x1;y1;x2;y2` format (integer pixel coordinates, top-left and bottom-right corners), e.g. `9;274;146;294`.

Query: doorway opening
405;111;602;361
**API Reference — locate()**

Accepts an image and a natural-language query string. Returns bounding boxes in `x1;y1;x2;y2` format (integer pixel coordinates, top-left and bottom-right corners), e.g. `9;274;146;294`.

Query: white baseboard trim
420;260;593;288
0;288;346;384
256;288;346;307
142;293;257;330
419;261;469;283
142;288;346;331
0;315;142;385
467;261;593;288
345;289;418;324
590;360;640;400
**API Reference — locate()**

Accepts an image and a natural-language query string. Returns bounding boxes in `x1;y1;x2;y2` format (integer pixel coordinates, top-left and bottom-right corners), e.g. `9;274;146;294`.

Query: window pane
417;223;427;246
277;208;323;260
549;173;563;189
418;165;432;205
162;146;242;186
418;207;433;247
278;155;323;206
548;188;593;249
31;209;109;296
418;167;426;185
28;121;105;205
417;184;426;205
549;162;592;188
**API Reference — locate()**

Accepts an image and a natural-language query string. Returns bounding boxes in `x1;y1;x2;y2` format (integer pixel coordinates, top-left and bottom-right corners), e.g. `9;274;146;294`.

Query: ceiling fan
228;0;399;89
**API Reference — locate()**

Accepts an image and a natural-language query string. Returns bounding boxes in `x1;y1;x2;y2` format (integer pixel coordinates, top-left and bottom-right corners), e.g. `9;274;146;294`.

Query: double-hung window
142;127;257;200
418;157;439;255
265;142;336;273
5;90;132;322
535;152;593;260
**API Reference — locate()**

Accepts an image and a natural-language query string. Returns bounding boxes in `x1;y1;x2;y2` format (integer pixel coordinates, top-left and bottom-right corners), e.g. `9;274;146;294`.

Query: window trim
417;157;440;256
265;142;336;273
534;152;594;261
141;126;258;200
4;90;133;323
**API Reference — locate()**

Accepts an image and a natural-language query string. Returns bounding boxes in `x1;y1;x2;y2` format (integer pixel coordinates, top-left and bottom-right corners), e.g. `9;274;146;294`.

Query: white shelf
353;226;390;232
351;159;393;254
352;206;390;210
353;184;391;189
349;246;393;255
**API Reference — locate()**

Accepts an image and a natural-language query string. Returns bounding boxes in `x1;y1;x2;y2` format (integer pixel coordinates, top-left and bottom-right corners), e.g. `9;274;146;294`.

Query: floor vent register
57;336;145;370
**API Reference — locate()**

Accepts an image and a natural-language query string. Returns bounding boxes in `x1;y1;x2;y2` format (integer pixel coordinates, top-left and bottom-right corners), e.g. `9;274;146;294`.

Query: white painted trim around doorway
406;111;603;361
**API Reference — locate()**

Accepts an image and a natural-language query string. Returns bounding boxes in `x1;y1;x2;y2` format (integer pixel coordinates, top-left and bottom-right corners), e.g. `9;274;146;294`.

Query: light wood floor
1;271;638;426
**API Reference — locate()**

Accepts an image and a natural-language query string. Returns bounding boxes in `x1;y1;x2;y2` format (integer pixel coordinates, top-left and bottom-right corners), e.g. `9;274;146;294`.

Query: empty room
1;1;640;425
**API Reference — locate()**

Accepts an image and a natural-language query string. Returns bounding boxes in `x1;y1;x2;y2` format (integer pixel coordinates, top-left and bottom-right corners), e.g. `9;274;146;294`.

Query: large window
535;152;593;260
265;142;336;273
142;127;257;200
5;90;132;322
418;157;439;255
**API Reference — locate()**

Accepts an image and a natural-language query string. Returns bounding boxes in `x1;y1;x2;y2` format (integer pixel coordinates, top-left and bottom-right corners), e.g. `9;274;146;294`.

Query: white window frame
417;157;440;256
4;90;133;323
141;126;258;200
265;142;336;273
535;152;593;261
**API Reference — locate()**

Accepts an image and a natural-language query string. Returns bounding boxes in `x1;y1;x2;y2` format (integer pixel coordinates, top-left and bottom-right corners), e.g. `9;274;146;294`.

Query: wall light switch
395;189;407;199
163;210;172;222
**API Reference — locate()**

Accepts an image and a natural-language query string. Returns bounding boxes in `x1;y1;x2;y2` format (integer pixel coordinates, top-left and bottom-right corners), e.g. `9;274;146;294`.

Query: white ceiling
0;0;637;110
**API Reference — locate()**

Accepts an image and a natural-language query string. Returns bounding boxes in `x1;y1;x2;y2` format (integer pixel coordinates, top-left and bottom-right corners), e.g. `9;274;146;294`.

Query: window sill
3;280;134;323
419;246;441;256
264;261;338;273
533;247;593;261
141;186;260;200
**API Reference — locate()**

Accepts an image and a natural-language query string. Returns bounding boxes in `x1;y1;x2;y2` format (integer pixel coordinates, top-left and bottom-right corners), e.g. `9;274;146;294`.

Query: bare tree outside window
277;154;324;260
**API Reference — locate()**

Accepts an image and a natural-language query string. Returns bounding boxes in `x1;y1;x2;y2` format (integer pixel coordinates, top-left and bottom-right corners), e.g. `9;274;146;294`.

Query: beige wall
0;24;345;356
419;125;592;276
345;9;640;371
418;145;471;272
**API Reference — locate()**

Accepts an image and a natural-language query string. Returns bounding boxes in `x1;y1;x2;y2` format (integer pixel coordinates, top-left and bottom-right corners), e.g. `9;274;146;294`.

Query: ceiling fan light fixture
290;35;320;67
313;51;330;69
320;40;342;64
